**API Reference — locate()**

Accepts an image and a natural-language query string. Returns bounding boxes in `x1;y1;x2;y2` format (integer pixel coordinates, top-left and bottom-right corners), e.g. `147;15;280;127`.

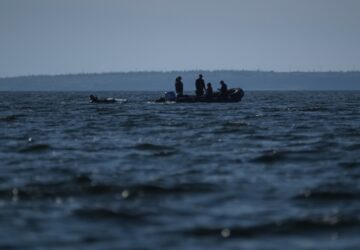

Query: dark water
1;91;360;250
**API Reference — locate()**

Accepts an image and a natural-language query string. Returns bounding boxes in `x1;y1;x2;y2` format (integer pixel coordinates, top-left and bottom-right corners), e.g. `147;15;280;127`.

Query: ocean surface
1;91;360;250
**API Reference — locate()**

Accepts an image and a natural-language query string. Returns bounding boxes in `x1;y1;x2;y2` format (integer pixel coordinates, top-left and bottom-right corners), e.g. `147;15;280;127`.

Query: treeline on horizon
1;70;360;91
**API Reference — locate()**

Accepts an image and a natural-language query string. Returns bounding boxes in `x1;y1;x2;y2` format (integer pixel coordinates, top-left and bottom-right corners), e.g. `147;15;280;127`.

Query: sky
0;0;359;77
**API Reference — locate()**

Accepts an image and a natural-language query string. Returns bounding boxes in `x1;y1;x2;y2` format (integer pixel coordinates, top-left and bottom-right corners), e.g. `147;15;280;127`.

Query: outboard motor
228;88;245;101
164;91;176;102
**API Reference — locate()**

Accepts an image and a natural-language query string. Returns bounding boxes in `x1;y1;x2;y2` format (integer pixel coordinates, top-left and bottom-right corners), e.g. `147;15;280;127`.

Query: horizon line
1;69;360;79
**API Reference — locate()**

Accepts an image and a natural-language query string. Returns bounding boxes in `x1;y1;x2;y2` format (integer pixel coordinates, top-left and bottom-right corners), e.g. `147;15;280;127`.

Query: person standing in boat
206;82;213;99
195;74;206;97
218;80;228;99
175;76;184;97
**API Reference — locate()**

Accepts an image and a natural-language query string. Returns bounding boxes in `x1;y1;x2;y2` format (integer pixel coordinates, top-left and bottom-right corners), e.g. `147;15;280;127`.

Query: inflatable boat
155;88;244;103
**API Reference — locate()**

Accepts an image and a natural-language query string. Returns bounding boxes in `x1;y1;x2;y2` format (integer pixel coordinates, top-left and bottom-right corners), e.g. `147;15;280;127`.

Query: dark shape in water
89;95;116;103
155;88;245;103
89;95;127;103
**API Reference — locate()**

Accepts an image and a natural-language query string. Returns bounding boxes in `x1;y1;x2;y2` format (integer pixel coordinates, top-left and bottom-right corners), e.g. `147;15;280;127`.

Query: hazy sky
1;0;359;77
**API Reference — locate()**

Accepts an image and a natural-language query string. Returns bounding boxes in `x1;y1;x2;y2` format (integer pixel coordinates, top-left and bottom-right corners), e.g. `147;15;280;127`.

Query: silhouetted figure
175;76;184;97
218;80;228;99
195;74;206;97
89;95;98;102
206;82;213;99
89;94;117;103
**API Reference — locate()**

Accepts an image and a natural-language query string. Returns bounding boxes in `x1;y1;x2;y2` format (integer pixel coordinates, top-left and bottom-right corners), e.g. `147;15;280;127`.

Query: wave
18;144;52;153
0;175;215;200
251;150;286;163
73;208;148;222
131;143;175;151
214;121;252;134
0;114;26;122
128;143;179;157
339;161;360;169
183;217;359;238
294;190;360;201
344;144;360;150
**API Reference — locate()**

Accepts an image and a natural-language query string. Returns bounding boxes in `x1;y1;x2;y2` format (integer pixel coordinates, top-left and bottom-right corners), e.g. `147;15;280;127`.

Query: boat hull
155;88;244;103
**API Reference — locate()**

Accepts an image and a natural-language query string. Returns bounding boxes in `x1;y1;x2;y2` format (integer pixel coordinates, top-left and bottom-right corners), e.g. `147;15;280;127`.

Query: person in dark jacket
218;80;228;99
175;76;184;97
206;82;213;99
195;74;206;97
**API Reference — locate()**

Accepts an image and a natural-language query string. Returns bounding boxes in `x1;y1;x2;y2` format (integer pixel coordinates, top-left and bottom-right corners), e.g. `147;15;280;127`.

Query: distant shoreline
1;70;360;91
1;69;360;80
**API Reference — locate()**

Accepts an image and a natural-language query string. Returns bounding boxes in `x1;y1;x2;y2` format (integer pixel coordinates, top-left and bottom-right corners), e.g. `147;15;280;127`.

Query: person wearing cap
175;76;184;97
218;80;228;99
195;74;206;97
